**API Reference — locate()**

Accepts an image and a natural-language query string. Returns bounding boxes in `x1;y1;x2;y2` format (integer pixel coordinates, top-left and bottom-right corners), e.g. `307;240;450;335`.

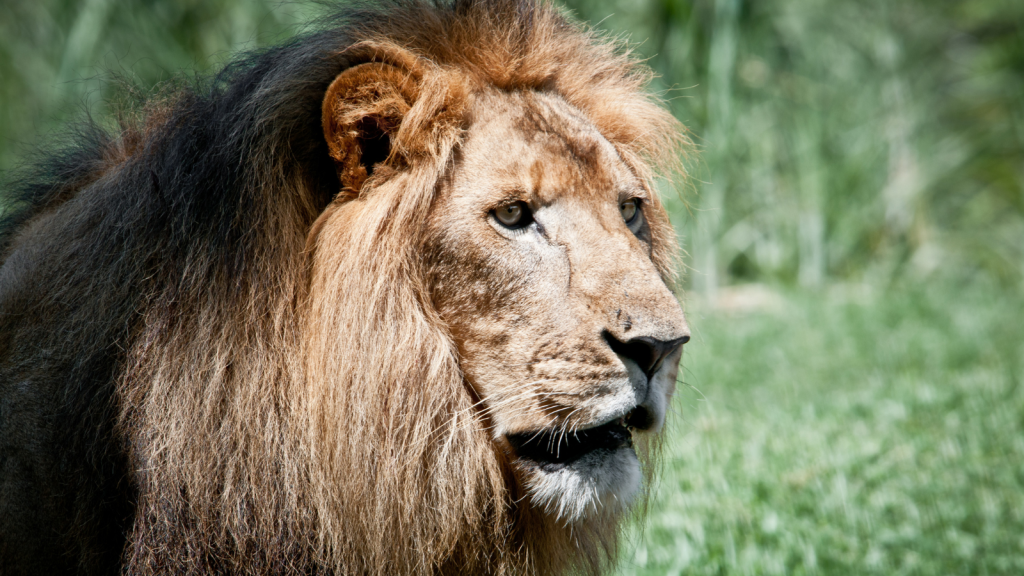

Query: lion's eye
620;199;640;224
493;201;532;229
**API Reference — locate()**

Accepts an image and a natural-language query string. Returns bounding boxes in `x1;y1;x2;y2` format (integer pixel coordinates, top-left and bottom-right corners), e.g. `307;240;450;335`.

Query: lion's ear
322;62;420;195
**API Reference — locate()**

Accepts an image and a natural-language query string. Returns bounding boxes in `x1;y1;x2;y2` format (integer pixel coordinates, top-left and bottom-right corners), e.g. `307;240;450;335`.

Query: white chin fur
524;446;642;522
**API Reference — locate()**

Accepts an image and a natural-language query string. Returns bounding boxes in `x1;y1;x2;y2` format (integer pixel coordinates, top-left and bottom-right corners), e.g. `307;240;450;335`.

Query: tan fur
0;1;691;575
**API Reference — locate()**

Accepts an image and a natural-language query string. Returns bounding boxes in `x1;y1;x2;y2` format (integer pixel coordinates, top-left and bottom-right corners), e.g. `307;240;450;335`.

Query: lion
0;0;691;574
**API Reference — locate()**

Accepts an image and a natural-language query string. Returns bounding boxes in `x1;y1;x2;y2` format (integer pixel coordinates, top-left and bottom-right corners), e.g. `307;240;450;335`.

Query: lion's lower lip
507;419;634;471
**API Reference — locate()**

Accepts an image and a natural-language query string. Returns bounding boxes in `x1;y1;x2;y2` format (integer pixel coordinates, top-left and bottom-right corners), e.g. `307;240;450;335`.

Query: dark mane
0;20;358;576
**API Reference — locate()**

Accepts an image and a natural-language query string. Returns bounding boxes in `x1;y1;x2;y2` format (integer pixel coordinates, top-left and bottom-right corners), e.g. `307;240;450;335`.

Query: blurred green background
1;0;1022;574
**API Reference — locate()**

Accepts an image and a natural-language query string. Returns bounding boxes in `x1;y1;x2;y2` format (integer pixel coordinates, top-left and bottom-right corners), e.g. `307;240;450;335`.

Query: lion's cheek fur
298;175;505;573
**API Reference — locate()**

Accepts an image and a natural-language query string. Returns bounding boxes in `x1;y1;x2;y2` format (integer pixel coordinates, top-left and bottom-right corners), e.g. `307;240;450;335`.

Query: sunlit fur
0;1;688;575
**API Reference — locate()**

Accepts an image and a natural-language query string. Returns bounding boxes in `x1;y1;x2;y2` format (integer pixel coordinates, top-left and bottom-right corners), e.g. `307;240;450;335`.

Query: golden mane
0;1;688;574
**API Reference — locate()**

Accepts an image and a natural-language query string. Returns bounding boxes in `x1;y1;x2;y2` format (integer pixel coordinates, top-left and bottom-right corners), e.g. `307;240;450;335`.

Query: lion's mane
0;1;686;574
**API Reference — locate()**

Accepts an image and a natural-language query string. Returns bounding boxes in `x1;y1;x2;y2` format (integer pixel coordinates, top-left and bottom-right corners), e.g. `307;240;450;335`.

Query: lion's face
425;90;690;521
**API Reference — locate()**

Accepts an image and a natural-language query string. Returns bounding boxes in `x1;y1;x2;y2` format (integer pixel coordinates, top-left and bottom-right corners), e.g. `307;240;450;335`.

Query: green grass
621;281;1024;575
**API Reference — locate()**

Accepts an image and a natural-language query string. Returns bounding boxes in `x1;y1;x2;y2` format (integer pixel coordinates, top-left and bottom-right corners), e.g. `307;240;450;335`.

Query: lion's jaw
426;90;690;523
507;346;683;521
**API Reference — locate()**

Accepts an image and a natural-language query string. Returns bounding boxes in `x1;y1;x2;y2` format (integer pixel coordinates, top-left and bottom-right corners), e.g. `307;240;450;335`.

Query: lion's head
425;88;690;520
0;1;689;575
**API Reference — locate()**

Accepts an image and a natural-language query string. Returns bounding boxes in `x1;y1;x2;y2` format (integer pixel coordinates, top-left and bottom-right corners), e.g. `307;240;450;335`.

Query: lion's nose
602;331;690;377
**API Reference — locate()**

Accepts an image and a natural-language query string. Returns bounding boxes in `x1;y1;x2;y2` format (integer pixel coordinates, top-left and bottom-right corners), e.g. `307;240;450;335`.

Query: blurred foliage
562;0;1024;291
0;0;316;167
1;0;1021;290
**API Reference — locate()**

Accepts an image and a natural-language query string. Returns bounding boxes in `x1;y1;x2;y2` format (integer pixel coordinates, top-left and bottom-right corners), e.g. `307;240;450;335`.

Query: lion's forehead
460;90;641;204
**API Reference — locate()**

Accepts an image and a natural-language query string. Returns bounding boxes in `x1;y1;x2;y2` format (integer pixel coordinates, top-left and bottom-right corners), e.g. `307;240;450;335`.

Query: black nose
602;331;690;376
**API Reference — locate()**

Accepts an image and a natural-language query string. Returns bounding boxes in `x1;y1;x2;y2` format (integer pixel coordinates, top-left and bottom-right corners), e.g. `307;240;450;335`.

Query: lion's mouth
506;413;638;471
